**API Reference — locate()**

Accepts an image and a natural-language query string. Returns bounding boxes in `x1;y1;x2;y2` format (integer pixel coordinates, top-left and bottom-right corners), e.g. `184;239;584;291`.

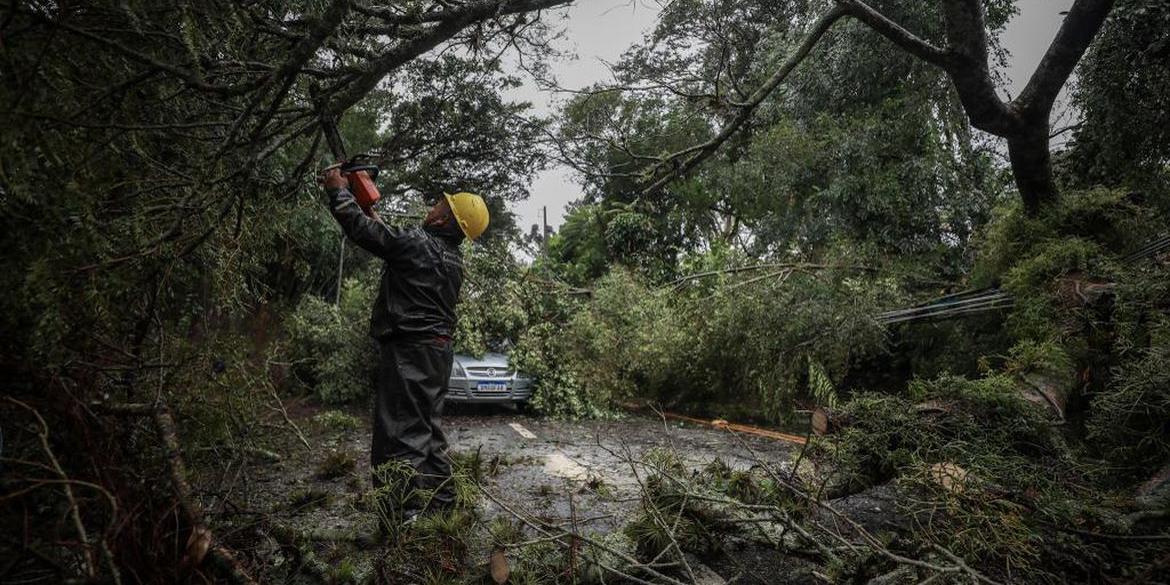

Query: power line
877;232;1167;325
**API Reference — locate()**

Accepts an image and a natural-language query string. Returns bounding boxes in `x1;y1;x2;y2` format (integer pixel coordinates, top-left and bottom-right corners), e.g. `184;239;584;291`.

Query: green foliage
972;188;1158;342
807;358;838;408
545;200;689;285
518;255;888;421
453;240;531;356
820;374;1120;581
545;204;612;285
625;450;727;560
286;277;378;404
512;321;603;419
316;450;357;480
825;373;1064;492
559;269;689;405
974;187;1150;285
1066;0;1170;199
311;410;363;432
1002;237;1115;340
1087;346;1170;476
1004;340;1075;378
375;56;550;205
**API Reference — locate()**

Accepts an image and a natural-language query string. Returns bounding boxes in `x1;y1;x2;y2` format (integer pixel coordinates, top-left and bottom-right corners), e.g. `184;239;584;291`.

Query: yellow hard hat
444;192;489;240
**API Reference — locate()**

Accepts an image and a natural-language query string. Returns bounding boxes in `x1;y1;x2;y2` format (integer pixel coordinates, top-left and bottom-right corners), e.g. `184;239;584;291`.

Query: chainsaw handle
340;162;379;181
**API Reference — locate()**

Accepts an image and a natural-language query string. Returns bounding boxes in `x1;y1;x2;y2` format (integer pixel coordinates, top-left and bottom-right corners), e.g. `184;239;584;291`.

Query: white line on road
508;422;537;439
544;452;589;481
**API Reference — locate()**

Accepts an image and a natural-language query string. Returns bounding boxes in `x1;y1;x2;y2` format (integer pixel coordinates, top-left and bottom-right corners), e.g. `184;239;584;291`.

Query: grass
316;450;357;480
287;487;330;511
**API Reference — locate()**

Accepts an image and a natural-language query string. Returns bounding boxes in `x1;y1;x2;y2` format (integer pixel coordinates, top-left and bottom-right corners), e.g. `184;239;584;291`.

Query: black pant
371;340;455;511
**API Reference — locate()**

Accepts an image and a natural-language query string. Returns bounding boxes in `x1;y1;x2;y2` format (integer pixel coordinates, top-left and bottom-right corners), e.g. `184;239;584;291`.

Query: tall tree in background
556;0;1010;275
594;0;1115;215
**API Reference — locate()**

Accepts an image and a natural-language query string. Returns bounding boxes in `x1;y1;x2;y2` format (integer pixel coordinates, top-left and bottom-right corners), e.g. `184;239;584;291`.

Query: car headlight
453;362;467;377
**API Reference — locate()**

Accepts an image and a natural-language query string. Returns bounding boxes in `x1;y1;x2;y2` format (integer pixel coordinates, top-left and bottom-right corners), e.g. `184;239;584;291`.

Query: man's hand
320;163;348;191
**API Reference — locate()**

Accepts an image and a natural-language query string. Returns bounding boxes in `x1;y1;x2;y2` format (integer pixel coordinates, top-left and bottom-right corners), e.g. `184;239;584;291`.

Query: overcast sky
506;0;1076;232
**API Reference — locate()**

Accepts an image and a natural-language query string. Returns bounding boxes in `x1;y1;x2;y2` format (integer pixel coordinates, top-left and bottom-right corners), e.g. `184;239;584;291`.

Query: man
321;166;489;519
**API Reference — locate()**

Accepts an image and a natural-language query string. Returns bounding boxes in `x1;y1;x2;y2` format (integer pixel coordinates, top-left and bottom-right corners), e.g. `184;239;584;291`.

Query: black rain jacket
327;186;464;342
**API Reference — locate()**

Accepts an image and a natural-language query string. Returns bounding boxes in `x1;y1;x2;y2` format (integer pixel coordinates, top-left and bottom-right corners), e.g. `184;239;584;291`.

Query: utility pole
541;206;549;253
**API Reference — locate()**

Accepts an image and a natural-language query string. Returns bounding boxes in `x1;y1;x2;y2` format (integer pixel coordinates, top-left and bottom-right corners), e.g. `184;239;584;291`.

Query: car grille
464;366;513;378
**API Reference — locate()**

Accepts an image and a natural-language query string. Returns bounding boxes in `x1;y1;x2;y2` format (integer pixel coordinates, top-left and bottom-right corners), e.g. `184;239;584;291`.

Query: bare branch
326;0;573;114
1015;0;1115;118
641;4;850;197
836;0;950;68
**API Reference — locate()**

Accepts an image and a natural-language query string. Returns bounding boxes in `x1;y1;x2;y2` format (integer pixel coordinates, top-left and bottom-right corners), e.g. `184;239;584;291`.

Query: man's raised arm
322;167;403;258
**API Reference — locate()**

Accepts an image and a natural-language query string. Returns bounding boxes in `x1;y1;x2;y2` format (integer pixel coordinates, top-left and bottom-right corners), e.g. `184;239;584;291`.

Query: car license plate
476;382;507;392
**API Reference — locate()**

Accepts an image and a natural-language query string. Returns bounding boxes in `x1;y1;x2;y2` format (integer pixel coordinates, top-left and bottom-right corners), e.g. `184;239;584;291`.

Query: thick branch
640;4;849;197
844;0;1019;135
1015;0;1115;119
326;0;572;114
836;0;950;67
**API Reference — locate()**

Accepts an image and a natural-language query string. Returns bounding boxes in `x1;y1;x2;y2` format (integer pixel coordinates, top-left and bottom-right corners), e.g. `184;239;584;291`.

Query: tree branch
836;0;950;68
640;4;850;197
326;0;572;114
1014;0;1115;119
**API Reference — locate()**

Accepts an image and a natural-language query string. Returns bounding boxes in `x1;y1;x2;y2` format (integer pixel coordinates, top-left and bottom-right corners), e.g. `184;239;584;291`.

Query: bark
1136;460;1170;508
853;0;1116;213
1007;121;1059;214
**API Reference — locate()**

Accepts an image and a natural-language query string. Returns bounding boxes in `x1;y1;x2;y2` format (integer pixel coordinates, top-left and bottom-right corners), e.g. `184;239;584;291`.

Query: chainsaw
320;114;381;216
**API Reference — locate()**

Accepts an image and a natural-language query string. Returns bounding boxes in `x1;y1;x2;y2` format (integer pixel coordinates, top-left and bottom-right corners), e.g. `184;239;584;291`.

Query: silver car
446;352;533;404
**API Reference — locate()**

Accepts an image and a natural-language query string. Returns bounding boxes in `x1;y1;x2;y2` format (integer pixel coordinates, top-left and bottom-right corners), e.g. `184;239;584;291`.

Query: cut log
1019;372;1069;420
490;547;509;584
1055;273;1116;308
927;462;970;495
811;407;848;436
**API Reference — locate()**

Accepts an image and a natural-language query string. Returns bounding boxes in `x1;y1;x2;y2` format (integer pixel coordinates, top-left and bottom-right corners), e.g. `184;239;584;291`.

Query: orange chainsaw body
347;169;381;215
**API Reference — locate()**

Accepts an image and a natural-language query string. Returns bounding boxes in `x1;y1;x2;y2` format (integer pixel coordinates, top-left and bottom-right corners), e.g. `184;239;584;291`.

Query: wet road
232;407;795;541
446;410;795;532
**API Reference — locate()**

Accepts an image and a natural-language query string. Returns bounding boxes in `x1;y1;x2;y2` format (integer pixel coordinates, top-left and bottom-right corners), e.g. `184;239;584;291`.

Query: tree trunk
1007;125;1059;214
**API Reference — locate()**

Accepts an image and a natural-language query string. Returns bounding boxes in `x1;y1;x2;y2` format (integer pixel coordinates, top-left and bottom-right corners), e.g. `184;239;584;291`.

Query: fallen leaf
490;547;509;584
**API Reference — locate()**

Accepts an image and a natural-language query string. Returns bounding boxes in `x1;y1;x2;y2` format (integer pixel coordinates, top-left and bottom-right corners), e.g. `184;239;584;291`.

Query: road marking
544;452;588;481
508;422;537;439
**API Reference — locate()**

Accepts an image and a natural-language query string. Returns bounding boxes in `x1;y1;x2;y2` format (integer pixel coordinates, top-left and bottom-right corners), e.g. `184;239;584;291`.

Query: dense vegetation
2;0;1168;583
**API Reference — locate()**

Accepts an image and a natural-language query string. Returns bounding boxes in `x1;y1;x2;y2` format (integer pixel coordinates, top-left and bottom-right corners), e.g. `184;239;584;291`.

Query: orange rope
622;402;808;445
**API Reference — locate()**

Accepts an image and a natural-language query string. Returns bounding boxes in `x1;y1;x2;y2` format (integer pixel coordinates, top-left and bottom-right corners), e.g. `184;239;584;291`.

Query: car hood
453;352;511;368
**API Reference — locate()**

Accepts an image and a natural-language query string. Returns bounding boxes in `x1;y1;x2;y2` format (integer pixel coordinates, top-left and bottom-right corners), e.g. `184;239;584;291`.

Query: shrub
512;321;603;419
453;240;531;357
285;277;377;403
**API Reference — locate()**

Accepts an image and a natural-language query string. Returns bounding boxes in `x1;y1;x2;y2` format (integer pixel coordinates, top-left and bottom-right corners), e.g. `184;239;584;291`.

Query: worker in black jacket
321;166;489;520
